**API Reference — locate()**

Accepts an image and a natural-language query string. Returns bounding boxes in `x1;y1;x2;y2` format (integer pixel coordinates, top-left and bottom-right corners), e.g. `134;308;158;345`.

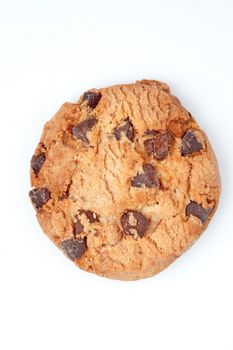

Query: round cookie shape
29;80;221;280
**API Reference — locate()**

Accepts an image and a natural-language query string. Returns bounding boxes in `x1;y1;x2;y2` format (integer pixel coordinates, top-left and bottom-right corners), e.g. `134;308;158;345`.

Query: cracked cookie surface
29;79;221;280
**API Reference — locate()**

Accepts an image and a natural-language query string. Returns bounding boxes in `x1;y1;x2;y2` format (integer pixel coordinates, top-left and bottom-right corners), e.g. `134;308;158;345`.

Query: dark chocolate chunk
120;210;149;237
61;238;87;261
83;91;101;108
186;201;211;223
72;117;97;144
144;132;173;160
31;153;45;174
113;117;135;141
79;210;99;223
29;188;51;210
132;163;160;188
181;130;203;156
73;217;84;236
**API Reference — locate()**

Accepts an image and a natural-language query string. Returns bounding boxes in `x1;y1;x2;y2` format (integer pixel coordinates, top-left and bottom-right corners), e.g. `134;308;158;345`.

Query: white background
0;1;232;349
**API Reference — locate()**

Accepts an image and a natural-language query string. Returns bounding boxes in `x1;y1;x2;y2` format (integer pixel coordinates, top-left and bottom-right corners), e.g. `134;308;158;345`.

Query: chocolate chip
144;132;173;160
79;210;99;223
73;210;99;237
186;202;211;223
72;117;97;144
144;130;158;136
61;238;87;261
31;153;45;174
113;118;135;141
132;163;160;188
120;210;149;237
83;91;101;108
73;218;84;237
181;130;203;156
29;188;51;210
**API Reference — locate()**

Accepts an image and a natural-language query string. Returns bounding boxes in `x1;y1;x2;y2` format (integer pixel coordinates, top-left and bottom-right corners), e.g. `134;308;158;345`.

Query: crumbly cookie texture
29;80;221;280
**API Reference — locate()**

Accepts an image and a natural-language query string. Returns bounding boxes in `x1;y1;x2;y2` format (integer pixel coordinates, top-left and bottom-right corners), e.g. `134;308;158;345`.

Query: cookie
29;80;221;280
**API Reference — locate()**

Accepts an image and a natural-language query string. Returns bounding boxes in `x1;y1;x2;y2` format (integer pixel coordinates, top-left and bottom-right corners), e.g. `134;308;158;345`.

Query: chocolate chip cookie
29;80;221;280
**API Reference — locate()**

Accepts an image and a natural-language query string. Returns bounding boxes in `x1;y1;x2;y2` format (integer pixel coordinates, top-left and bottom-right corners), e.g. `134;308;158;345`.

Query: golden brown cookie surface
29;80;221;280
